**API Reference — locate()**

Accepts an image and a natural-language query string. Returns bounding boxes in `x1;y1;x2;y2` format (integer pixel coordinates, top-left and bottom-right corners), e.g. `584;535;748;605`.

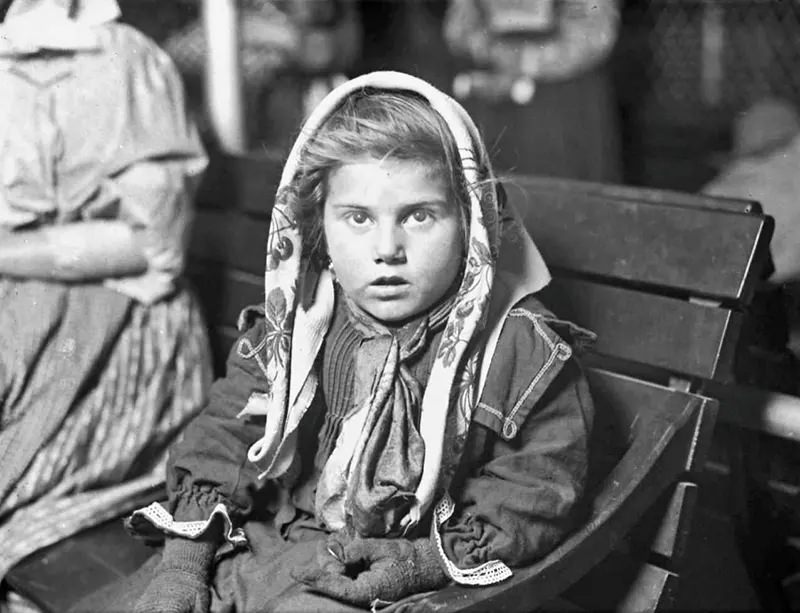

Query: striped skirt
0;278;213;581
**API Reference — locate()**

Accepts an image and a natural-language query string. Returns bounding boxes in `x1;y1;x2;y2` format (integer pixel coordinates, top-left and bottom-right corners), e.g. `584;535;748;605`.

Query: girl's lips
368;278;410;299
370;276;409;286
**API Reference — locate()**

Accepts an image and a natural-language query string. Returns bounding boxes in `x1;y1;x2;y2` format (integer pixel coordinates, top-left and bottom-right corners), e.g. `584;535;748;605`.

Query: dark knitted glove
134;537;217;613
294;534;449;607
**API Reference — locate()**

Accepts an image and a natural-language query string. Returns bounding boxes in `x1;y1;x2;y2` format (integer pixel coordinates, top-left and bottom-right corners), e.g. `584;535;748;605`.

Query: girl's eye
407;209;431;224
348;211;369;225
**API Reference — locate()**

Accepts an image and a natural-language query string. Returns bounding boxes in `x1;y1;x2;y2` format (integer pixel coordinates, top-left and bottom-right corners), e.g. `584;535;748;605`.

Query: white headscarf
238;71;551;532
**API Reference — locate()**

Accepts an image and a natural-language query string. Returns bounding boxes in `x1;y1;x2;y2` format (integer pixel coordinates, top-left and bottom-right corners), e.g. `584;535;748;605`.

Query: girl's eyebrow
327;199;450;211
396;200;451;215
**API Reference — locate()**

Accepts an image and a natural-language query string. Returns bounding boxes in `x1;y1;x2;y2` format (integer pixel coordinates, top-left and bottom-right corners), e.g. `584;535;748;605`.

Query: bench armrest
391;394;706;613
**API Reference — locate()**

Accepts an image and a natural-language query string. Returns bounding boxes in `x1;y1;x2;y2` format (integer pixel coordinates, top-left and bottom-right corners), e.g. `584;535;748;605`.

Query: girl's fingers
340;538;377;562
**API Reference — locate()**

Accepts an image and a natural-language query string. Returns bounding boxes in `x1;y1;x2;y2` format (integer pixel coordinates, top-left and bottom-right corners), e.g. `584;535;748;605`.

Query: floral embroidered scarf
238;71;552;536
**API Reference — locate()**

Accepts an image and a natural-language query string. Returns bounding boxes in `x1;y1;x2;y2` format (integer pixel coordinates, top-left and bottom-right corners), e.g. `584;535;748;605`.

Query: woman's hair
283;89;479;266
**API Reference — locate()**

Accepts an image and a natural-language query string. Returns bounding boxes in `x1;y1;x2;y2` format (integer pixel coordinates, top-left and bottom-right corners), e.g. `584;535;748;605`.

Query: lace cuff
126;501;247;548
431;493;512;586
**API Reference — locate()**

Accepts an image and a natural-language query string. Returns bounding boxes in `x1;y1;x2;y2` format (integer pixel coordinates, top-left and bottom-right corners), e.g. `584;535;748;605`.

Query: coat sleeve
440;297;595;568
164;311;271;524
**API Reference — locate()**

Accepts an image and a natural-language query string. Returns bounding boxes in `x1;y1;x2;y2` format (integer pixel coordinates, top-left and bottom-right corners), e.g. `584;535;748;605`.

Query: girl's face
324;158;464;323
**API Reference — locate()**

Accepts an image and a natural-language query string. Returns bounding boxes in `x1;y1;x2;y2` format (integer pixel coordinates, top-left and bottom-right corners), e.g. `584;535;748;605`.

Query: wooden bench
5;154;774;612
405;173;772;611
508;175;800;611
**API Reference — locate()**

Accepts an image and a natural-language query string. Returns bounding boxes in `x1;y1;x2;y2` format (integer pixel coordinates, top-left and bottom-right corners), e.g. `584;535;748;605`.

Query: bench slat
544;278;741;381
508;177;772;303
625;482;699;565
188;263;263;329
197;153;281;217
651;482;698;564
506;174;760;214
187;262;268;376
194;156;760;218
190;210;269;275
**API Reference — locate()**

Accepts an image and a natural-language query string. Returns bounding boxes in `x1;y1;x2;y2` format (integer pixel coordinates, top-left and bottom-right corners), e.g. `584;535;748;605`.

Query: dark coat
166;293;594;570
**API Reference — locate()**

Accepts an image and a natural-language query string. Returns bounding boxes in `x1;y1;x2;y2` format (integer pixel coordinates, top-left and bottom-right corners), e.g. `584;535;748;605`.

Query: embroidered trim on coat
501;309;572;439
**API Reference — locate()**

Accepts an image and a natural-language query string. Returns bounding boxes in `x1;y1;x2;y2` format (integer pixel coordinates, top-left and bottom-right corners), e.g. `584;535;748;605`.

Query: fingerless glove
295;534;449;607
133;536;217;613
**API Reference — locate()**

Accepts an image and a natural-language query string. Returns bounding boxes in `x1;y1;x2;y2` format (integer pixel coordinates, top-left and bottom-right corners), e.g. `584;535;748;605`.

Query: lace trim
431;493;512;586
128;502;247;547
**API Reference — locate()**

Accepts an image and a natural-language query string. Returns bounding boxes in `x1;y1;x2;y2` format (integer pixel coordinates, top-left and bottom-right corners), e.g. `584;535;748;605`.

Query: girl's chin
359;297;424;325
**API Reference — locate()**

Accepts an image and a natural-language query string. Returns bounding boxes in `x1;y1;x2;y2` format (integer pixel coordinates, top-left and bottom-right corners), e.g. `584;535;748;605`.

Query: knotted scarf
316;293;454;536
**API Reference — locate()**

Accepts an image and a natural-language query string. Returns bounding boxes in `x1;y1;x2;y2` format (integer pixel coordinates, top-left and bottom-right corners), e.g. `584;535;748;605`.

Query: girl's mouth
371;276;408;286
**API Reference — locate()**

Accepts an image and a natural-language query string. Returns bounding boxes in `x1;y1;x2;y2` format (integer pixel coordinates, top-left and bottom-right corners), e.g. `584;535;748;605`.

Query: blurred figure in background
703;96;800;391
356;0;454;92
0;0;212;598
702;97;800;611
164;0;361;153
444;0;623;181
704;97;800;287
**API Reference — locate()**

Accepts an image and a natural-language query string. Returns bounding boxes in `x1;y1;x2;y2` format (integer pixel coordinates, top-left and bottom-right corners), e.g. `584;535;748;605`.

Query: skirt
0;278;213;580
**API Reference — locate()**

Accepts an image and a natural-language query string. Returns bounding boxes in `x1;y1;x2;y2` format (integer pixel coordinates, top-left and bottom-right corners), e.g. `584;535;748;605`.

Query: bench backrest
187;155;773;612
188;154;282;371
505;176;772;382
486;174;770;611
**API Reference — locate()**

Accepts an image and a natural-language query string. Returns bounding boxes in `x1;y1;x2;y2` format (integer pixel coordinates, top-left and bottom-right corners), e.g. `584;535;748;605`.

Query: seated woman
0;0;212;585
444;0;623;182
73;71;594;613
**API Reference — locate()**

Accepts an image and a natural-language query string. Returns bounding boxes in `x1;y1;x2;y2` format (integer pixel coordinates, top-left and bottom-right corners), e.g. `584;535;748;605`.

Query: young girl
75;71;594;613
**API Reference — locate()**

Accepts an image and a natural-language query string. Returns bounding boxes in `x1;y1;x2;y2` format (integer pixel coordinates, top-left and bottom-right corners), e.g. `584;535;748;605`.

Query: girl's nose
374;224;406;264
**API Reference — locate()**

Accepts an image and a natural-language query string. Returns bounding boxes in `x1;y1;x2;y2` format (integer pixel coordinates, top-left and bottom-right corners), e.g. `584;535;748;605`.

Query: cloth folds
0;19;207;303
0;280;212;581
316;294;453;536
0;0;121;55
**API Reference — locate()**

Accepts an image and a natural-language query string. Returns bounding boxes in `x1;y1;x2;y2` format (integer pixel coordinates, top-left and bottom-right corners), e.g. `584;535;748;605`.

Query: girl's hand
134;536;217;613
294;534;449;607
134;567;210;613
